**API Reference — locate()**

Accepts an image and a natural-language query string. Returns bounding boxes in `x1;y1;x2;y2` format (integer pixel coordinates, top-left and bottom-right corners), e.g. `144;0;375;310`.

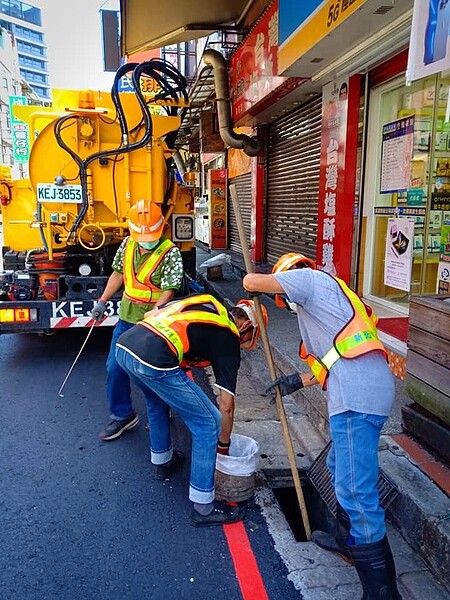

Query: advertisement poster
209;169;227;250
407;0;450;83
384;218;415;291
230;1;304;124
380;117;415;193
316;77;351;280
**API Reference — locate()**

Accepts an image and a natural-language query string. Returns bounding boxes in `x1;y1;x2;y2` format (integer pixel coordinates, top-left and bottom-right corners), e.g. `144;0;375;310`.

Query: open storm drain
271;442;399;542
307;441;399;515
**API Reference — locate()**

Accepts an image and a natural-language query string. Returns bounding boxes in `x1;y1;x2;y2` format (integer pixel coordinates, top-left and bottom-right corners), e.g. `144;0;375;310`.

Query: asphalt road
0;328;302;600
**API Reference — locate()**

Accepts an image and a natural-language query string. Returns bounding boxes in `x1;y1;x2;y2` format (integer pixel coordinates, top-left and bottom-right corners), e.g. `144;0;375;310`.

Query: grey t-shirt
274;269;395;417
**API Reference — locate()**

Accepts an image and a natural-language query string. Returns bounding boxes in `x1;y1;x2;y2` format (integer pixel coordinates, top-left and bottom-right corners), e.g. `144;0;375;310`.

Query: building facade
0;0;50;102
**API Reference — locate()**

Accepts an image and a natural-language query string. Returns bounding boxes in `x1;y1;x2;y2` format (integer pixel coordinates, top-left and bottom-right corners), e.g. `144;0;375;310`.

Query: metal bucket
215;469;255;503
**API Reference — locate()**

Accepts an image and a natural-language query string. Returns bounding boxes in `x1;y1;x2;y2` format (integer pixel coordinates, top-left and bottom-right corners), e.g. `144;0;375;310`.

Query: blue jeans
327;411;387;545
116;346;222;504
106;319;135;419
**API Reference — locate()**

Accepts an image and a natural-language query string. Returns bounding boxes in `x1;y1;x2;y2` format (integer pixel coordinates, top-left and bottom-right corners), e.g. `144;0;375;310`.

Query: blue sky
34;0;118;91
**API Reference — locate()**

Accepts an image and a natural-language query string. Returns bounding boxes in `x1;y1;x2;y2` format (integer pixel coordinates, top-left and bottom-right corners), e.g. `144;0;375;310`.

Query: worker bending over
243;253;402;600
115;293;267;527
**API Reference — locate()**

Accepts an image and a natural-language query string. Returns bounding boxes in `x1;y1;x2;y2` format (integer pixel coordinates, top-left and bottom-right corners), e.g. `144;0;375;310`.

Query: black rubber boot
311;502;352;563
347;535;403;600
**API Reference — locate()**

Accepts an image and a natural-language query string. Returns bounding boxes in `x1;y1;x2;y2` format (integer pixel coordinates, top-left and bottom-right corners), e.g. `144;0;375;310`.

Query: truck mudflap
0;298;120;333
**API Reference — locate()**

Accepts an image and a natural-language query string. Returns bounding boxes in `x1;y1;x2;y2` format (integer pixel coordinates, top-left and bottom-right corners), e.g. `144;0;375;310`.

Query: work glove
217;440;230;456
265;373;304;399
92;299;107;322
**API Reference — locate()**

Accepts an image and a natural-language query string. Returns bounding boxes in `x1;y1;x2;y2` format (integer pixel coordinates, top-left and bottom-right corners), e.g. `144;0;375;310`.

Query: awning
120;0;253;56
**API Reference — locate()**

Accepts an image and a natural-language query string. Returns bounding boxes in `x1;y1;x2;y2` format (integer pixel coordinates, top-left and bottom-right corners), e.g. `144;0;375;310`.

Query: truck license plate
37;183;83;203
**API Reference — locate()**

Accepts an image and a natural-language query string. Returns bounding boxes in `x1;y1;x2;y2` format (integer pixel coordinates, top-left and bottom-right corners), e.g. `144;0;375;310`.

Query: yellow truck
0;60;196;334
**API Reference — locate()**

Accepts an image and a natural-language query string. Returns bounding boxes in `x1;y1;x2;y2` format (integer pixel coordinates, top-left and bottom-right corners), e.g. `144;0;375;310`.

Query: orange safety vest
138;294;239;363
299;275;387;390
123;237;175;305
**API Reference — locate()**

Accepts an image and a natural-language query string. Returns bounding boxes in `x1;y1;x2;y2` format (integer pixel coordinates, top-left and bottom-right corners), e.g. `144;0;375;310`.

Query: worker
92;199;184;441
243;253;402;600
114;294;267;527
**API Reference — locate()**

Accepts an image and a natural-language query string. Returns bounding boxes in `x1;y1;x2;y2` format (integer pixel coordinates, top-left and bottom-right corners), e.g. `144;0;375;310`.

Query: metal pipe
203;49;261;158
173;150;186;178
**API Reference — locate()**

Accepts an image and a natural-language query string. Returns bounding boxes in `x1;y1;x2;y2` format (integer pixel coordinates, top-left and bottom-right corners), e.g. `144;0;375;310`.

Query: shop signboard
407;0;450;83
384;217;415;292
317;77;352;281
229;1;304;123
209;169;227;250
9;95;30;164
278;0;368;75
380;117;415;194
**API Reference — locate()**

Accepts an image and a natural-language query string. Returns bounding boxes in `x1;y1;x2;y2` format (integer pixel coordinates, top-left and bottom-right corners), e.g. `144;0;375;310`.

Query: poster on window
384;218;415;291
407;0;450;83
380;117;414;194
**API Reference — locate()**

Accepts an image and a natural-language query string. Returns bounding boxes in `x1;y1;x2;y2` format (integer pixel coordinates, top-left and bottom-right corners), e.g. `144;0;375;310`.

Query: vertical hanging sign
9;95;30;163
317;78;352;281
209;169;227;250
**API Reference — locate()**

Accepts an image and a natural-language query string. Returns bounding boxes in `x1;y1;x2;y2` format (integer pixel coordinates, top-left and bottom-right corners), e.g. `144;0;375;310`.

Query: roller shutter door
228;173;252;255
266;96;321;265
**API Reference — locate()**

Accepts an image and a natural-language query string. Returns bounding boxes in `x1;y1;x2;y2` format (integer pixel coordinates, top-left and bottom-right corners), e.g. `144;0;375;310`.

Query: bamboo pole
229;183;311;540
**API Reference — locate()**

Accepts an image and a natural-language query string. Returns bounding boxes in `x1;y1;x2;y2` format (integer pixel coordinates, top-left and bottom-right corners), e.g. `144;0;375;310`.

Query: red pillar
250;151;265;263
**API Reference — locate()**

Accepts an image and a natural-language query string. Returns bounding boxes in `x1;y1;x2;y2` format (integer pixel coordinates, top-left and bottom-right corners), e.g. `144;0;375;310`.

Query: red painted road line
223;521;269;600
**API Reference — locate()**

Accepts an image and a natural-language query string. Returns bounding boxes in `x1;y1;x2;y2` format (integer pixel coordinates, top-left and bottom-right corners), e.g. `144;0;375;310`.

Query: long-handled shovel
229;183;311;540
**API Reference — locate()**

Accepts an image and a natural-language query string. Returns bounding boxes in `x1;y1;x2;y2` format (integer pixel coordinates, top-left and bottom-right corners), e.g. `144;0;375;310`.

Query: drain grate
307;441;399;515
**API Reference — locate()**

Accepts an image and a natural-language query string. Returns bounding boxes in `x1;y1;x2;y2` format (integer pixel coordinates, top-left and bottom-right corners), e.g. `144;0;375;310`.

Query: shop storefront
363;61;450;310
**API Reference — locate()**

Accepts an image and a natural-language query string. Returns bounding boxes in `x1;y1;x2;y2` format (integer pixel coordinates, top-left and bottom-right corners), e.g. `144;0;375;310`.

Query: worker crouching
114;293;267;527
243;253;402;600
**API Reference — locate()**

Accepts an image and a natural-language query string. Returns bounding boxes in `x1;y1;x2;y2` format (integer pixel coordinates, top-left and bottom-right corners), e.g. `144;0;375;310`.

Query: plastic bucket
215;434;259;503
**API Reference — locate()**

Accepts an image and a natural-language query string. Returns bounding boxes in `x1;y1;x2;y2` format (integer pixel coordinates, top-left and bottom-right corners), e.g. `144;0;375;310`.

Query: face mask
139;240;159;251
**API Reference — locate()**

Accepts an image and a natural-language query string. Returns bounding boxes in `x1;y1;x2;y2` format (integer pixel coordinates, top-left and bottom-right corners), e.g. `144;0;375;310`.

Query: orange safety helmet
128;199;165;242
235;298;269;350
272;252;316;309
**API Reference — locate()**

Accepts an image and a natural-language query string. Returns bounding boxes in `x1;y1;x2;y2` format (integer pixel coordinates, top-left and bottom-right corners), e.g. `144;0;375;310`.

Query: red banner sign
317;78;354;283
230;1;303;124
209;169;227;250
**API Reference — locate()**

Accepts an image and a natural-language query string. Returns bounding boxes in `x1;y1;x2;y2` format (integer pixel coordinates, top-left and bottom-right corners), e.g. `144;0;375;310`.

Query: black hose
54;115;89;238
51;59;189;240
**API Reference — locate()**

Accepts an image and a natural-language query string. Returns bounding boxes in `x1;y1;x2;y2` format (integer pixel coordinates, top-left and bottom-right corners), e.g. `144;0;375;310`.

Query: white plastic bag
199;253;232;269
216;433;259;477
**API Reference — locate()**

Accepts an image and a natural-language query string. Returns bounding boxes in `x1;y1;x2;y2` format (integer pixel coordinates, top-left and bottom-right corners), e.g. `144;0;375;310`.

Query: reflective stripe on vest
138;294;240;362
123;237;175;304
299;275;387;390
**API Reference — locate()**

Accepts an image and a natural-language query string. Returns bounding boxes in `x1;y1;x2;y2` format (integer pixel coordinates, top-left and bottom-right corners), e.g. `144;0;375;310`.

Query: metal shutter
266;96;322;265
228;173;252;255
